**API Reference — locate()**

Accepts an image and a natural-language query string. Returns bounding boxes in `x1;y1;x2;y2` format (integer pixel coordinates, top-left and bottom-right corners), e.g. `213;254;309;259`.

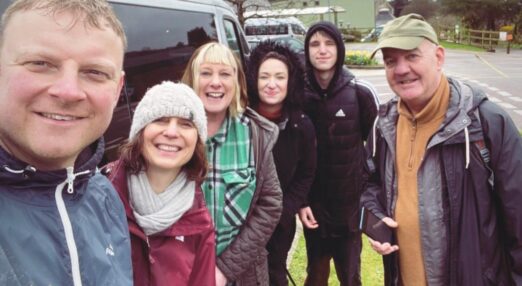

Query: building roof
244;6;346;18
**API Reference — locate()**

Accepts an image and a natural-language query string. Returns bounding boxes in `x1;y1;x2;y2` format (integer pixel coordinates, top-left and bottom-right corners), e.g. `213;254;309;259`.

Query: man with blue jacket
0;0;132;285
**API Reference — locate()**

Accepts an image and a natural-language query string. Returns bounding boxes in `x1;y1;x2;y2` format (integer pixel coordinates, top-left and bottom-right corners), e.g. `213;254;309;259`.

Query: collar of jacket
0;138;103;194
305;67;355;98
376;77;487;150
107;159;212;241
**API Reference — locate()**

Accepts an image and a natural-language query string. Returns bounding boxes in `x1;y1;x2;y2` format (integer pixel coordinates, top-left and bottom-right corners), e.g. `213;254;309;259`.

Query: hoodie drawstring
3;165;37;177
372;115;379;157
464;126;470;169
55;167;90;286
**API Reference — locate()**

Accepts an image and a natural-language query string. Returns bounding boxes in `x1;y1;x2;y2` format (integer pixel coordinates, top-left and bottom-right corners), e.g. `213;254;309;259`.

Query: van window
223;18;250;62
245;24;289;36
291;24;306;35
113;3;217;104
104;3;218;160
0;1;8;13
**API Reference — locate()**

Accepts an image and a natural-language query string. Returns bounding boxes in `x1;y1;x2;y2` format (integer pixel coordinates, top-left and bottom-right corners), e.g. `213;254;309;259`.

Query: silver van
0;0;250;162
245;17;307;43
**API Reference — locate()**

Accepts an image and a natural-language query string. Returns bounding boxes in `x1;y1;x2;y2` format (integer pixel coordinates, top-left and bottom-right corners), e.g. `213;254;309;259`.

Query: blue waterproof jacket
0;139;132;286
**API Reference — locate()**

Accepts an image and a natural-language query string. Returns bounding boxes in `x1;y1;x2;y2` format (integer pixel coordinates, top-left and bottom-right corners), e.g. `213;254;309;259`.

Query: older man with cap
361;13;522;286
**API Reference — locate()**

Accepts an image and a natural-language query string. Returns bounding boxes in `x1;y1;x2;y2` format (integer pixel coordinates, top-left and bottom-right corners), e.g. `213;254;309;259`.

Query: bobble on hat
129;81;207;142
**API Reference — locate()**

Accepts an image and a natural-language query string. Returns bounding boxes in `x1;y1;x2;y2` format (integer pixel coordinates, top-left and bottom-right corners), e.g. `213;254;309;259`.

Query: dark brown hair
119;130;208;184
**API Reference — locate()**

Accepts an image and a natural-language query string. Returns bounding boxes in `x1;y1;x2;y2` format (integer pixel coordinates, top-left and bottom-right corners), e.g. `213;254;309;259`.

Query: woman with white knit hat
105;81;216;286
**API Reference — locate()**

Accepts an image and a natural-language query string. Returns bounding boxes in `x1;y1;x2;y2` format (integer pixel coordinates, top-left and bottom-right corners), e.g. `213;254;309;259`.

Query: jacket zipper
408;119;417;169
146;236;155;264
55;167;82;286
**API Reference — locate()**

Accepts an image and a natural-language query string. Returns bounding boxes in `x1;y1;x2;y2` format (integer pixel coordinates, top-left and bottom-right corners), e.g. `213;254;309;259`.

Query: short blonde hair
182;42;248;117
1;0;127;49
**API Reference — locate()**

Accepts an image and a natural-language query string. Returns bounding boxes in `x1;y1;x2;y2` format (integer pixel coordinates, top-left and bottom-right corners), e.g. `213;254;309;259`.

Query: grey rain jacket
0;139;132;286
361;78;522;286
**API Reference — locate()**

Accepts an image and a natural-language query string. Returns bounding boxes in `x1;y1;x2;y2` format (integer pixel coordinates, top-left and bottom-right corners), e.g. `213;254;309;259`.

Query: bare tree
225;0;303;27
388;0;411;17
224;0;270;27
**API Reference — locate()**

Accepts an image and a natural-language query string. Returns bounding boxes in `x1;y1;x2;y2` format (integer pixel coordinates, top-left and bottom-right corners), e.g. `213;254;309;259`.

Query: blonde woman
182;42;282;286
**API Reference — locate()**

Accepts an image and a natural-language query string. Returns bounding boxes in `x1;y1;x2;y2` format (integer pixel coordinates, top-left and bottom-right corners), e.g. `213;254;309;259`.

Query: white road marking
509;97;522;102
488;97;501;103
499;91;512;97
487;86;499;91
514;110;522;116
497;102;517;109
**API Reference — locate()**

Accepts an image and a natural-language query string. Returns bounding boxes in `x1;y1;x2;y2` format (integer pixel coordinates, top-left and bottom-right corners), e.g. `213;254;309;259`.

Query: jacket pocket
222;168;256;227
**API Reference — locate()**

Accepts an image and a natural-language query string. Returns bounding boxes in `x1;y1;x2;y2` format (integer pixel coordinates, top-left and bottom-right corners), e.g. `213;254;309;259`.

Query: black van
0;0;250;163
106;0;250;162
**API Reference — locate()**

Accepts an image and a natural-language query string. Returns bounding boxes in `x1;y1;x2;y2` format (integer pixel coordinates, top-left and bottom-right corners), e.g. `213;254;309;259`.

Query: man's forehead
310;30;334;41
382;47;419;56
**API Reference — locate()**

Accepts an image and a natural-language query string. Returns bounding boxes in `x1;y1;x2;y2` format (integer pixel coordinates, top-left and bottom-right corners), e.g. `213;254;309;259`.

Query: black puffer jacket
303;21;379;235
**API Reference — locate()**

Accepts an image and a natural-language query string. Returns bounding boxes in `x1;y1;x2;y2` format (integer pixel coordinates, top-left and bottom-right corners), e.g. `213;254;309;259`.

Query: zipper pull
66;167;75;194
146;236;155;264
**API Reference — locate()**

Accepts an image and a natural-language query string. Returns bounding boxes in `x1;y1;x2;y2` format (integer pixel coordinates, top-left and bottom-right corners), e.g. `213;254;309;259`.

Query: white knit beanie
129;81;207;142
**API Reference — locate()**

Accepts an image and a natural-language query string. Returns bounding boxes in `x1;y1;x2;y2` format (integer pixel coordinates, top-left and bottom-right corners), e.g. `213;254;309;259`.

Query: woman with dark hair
247;41;317;286
105;81;216;286
182;42;283;286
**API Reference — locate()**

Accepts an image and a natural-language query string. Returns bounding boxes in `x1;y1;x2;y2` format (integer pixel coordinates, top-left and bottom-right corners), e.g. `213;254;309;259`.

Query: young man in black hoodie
298;21;379;286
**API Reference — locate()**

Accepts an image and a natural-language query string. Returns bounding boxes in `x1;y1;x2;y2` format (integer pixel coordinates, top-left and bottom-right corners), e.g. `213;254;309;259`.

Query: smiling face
0;10;124;170
196;62;236;119
382;40;445;114
308;31;337;73
257;58;289;113
141;117;198;177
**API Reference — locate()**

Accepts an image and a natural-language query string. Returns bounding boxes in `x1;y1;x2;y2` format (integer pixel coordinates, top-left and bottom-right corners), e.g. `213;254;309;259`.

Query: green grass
440;40;486;52
288;232;384;285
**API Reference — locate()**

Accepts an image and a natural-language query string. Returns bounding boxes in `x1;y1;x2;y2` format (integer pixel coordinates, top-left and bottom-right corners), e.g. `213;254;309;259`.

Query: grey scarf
127;171;195;235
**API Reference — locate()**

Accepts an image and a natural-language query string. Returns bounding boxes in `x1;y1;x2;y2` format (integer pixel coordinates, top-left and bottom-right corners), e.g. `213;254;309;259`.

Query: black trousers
266;213;297;286
303;228;362;286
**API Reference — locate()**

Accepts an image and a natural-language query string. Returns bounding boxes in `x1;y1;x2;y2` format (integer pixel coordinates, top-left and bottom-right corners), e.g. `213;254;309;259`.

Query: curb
345;64;384;70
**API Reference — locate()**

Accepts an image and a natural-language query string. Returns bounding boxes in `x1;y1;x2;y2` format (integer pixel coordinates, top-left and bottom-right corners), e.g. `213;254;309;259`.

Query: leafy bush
344;50;379;66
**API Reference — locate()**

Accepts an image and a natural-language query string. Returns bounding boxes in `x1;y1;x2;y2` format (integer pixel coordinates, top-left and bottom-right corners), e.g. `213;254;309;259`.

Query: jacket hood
246;40;305;112
304;21;346;93
372;77;488;168
0;138;104;195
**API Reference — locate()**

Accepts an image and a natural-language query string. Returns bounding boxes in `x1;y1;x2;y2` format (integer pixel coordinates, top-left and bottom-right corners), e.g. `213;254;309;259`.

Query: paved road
346;43;522;130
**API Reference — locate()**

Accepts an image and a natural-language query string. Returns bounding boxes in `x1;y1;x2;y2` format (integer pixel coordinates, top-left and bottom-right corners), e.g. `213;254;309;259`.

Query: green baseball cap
371;13;438;58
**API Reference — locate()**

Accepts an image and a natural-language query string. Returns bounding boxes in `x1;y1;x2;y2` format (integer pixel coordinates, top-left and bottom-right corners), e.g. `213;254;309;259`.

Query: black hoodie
303;21;379;236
